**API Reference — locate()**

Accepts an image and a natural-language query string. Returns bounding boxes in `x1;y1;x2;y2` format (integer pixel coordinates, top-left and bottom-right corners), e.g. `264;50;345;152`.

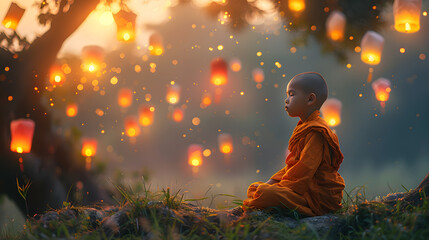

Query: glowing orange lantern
113;9;137;42
66;103;78;117
201;93;213;108
125;116;140;137
218;133;233;154
49;64;65;86
289;0;305;12
320;98;342;127
230;58;242;72
393;0;422;33
81;45;105;72
188;144;203;167
118;88;133;108
149;33;164;56
166;84;181;105
211;58;228;86
361;31;384;65
139;105;155;126
10;119;35;153
172;108;184;122
2;2;25;30
252;68;264;83
81;138;97;157
326;10;346;41
372;78;392;108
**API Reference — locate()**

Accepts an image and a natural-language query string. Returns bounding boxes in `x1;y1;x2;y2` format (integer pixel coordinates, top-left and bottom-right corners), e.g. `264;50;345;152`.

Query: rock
299;214;345;238
41;211;59;228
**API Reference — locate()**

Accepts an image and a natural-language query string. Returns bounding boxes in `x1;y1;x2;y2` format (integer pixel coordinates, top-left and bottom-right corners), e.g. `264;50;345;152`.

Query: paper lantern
10;119;35;153
372;78;391;107
326;10;346;41
49;64;65;86
218;133;233;154
188;144;203;167
230;58;242;72
320;98;342;127
211;58;228;86
118;88;133;108
172;108;184;122
360;31;384;65
149;33;164;56
125;116;140;137
252;68;264;83
200;93;212;108
393;0;422;33
139;105;155;126
81;138;97;157
2;2;25;30
166;84;180;105
289;0;305;12
113;9;137;42
66;103;78;117
81;45;105;72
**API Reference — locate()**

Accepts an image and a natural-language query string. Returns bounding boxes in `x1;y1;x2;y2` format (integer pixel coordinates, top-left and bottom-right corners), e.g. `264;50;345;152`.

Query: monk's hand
265;179;280;185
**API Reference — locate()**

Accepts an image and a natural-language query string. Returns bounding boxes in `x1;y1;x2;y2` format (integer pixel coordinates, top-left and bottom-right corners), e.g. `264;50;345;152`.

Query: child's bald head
289;72;328;109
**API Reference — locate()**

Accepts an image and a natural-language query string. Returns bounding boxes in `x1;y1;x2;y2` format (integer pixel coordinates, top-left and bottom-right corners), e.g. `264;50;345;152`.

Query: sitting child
243;72;345;217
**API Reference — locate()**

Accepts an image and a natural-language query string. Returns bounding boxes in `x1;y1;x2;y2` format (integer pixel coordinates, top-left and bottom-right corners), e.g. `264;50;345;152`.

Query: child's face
284;81;309;118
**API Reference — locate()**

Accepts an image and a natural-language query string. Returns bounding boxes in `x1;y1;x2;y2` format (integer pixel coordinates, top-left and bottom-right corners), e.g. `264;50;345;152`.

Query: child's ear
307;93;317;105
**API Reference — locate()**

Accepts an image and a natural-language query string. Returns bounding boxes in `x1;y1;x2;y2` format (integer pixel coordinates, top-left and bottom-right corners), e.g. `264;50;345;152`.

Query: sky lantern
360;31;384;65
149;33;164;56
210;58;228;86
289;0;305;12
2;2;25;30
81;45;105;72
372;78;392;109
172;108;184;122
10;119;35;154
66;103;78;117
118;88;133;108
188;144;203;174
320;98;342;127
229;58;242;72
139;105;155;126
113;9;137;42
49;64;65;86
252;68;264;83
81;138;97;171
201;93;213;108
218;133;233;155
393;0;422;33
166;84;181;105
125;116;140;137
326;10;346;42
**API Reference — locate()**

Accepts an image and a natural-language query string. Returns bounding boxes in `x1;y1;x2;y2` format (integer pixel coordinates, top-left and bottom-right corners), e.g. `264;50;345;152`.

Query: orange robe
243;110;345;216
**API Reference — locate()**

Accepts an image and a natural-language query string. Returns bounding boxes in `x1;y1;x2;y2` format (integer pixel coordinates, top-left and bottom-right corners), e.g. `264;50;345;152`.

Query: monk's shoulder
304;129;325;144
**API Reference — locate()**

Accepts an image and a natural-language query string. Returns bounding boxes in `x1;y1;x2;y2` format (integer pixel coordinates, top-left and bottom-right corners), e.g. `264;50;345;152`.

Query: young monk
243;72;345;217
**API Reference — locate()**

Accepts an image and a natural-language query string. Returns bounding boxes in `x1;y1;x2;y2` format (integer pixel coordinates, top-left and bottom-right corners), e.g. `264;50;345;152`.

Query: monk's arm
279;131;324;195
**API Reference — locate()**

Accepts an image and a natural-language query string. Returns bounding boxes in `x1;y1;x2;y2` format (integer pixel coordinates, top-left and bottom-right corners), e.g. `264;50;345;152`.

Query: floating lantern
252;68;264;83
2;2;25;30
326;10;346;41
118;88;133;108
113;9;137;42
81;138;97;157
211;58;228;86
125;116;140;137
166;84;181;105
149;33;164;56
49;64;65;86
188;144;203;167
139;105;155;126
289;0;305;12
66;103;78;117
372;78;392;108
320;98;342;127
393;0;422;33
172;108;184;122
230;58;242;72
218;133;233;154
201;93;212;108
360;31;384;65
81;45;105;72
10;119;35;153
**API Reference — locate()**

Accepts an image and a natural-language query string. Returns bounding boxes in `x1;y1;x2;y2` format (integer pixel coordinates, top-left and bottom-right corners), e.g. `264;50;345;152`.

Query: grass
1;180;429;240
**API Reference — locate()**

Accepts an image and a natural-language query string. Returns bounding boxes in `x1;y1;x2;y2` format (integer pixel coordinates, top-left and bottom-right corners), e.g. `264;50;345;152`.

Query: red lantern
211;58;228;86
66;103;78;117
113;9;137;42
10;119;35;153
81;138;97;157
218;133;233;154
49;64;65;86
320;98;342;127
139;105;155;126
118;88;133;108
81;45;105;72
125;116;140;137
372;78;392;108
172;108;184;122
149;33;164;56
2;2;25;30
